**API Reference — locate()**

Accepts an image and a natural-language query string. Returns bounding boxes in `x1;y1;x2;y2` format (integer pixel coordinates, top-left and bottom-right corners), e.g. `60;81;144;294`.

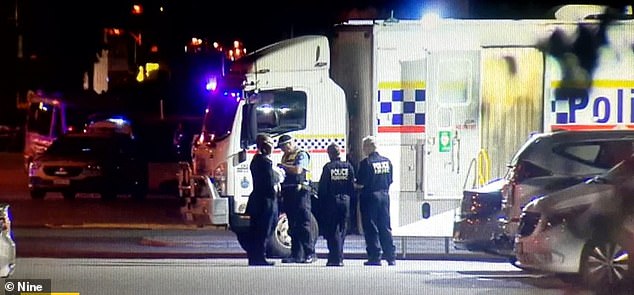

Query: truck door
424;50;480;199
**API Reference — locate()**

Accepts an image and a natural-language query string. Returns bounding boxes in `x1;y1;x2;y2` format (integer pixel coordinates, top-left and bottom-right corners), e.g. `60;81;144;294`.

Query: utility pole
14;0;23;108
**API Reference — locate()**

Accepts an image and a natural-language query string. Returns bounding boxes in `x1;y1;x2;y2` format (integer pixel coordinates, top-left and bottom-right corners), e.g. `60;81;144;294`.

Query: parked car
454;130;634;258
83;113;134;138
28;133;148;200
515;155;634;290
0;204;16;278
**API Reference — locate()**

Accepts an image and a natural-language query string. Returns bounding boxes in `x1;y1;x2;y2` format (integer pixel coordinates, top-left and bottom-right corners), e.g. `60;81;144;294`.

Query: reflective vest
281;149;309;186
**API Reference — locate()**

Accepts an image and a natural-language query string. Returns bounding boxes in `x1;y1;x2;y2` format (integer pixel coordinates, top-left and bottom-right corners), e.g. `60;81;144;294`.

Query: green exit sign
439;131;452;152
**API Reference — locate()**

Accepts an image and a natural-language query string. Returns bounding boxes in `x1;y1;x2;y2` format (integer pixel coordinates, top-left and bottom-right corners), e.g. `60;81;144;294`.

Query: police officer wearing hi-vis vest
356;135;396;266
318;143;355;266
277;134;316;264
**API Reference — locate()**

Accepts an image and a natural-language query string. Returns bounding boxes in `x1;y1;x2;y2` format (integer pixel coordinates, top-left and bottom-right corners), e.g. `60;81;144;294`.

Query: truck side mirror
241;104;258;148
421;202;431;219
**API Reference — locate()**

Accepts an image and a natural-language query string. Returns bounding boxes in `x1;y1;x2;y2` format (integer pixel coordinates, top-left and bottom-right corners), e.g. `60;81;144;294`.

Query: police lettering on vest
372;161;390;175
330;167;350;181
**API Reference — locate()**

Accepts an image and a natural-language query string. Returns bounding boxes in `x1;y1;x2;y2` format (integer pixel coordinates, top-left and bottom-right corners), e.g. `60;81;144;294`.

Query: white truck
182;4;634;257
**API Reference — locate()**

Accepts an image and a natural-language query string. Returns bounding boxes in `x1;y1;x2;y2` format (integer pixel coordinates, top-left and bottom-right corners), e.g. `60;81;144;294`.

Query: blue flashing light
106;118;130;126
205;76;218;92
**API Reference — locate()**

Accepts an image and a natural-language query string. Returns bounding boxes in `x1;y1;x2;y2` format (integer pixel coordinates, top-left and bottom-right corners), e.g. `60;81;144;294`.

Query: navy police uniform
356;151;396;264
318;157;355;266
280;149;315;262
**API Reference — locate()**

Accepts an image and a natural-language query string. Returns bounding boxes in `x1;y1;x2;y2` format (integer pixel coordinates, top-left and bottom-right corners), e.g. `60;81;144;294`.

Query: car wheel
62;191;75;200
580;240;631;290
30;190;45;199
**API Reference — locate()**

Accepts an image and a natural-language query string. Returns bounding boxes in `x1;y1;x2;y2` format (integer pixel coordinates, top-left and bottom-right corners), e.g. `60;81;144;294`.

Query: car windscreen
201;94;241;141
45;137;117;157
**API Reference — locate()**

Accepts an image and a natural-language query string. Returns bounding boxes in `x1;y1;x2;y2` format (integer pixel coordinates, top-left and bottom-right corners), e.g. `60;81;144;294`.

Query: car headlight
28;161;41;170
28;162;41;176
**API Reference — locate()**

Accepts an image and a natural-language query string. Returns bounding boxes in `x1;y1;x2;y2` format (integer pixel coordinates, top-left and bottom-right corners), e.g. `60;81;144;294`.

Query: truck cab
189;36;347;257
24;92;68;171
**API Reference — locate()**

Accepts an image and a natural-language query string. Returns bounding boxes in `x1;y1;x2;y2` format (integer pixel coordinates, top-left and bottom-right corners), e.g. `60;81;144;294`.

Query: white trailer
184;5;634;256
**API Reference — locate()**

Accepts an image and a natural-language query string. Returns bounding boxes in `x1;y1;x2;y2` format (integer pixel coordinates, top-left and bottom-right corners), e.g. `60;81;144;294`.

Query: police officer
318;143;355;266
277;134;316;263
245;133;279;266
356;135;396;266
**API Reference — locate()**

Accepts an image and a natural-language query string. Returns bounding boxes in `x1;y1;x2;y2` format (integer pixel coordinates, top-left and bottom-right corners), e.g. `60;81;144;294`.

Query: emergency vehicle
23;91;129;172
183;5;634;257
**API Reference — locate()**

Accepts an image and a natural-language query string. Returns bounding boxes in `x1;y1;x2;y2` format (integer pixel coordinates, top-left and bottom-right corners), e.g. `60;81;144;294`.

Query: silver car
515;156;634;290
455;130;634;258
0;204;16;278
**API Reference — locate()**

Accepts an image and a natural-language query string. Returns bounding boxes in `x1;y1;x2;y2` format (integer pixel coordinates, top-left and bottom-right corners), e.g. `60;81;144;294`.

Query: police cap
277;134;293;148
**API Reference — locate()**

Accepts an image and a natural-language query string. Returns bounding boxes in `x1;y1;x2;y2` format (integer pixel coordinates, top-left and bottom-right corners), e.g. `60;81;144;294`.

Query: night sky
18;0;633;52
1;0;630;123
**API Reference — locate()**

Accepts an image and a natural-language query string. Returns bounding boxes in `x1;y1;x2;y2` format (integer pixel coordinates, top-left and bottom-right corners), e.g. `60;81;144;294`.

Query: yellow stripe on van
292;134;345;139
551;80;634;88
378;81;426;90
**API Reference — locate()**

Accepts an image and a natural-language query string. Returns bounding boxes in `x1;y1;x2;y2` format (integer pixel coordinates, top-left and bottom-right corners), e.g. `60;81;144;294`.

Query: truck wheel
580;239;631;290
266;213;292;258
265;212;319;258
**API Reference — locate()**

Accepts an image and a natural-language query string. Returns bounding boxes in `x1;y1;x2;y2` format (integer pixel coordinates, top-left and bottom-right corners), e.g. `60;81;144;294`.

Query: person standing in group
245;133;281;266
356;135;396;266
277;134;316;264
318;143;355;266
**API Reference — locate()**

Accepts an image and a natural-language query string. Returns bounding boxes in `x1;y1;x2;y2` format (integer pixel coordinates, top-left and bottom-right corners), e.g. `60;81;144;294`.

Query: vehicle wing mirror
241;104;257;148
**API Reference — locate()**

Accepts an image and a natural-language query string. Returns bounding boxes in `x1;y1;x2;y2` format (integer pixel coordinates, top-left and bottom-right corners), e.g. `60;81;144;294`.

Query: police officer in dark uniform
356;135;396;266
318;143;355;266
245;133;278;266
277;134;316;263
